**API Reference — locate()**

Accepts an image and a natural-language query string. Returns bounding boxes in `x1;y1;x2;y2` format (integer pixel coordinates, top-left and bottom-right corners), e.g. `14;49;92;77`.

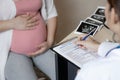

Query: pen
82;28;96;40
103;23;109;29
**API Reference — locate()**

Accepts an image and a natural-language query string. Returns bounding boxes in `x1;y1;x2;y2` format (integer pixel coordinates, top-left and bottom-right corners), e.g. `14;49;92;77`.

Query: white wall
54;0;106;42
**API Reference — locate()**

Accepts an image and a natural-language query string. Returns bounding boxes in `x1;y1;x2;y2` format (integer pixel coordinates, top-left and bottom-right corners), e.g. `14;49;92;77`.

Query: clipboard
51;37;99;68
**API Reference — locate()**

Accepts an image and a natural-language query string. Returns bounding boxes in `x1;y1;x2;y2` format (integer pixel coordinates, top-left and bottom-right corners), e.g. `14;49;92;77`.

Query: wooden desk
61;27;113;43
54;27;113;80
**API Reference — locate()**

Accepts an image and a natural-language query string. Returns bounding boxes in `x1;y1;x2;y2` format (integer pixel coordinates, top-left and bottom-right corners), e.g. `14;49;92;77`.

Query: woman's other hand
28;41;52;57
75;34;100;51
10;13;39;30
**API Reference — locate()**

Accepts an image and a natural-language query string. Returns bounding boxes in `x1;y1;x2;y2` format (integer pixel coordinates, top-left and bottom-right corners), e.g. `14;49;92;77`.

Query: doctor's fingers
77;34;88;41
75;41;87;49
75;40;86;46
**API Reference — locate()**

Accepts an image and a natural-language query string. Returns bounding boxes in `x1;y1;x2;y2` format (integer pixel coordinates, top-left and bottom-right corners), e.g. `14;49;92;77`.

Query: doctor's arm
75;34;100;51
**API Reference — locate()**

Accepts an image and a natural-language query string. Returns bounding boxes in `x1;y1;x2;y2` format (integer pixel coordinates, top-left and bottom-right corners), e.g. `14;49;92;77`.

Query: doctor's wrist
93;41;100;51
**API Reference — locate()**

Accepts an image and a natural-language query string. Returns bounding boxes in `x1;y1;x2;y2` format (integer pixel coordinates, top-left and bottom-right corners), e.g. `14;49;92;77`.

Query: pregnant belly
11;25;46;55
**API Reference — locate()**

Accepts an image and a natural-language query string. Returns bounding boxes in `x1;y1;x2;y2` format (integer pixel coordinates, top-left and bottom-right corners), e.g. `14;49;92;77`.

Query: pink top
11;0;47;55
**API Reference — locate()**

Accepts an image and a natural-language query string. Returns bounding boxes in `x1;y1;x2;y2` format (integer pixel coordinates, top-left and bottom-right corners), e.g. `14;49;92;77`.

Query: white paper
53;38;99;68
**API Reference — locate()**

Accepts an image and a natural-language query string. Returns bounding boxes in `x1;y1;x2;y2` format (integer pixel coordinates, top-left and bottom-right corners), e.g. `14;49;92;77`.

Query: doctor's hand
75;34;100;51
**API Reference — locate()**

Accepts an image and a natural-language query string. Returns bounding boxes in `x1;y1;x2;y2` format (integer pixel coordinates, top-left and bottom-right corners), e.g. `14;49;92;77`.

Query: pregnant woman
0;0;57;80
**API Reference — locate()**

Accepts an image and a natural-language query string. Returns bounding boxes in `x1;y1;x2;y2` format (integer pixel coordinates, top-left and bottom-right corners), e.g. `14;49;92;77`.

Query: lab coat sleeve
75;42;120;80
98;41;119;57
75;60;111;80
41;0;58;21
75;62;94;80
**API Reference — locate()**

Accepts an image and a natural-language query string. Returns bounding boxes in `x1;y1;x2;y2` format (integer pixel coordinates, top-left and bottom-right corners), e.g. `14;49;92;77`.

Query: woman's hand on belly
11;13;39;30
27;41;52;57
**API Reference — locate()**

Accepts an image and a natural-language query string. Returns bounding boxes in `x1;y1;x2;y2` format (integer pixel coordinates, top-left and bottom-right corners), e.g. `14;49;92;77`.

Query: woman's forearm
46;17;57;46
0;20;14;32
0;14;39;32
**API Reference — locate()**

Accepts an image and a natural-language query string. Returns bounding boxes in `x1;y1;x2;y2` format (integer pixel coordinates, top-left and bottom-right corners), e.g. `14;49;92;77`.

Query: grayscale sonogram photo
95;7;105;16
91;14;106;23
76;22;98;35
85;18;102;26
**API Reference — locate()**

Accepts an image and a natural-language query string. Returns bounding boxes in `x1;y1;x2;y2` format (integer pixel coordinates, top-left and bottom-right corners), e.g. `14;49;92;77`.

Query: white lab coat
75;42;120;80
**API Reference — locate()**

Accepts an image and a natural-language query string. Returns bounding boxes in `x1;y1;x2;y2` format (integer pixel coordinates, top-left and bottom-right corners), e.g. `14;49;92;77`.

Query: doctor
75;0;120;80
